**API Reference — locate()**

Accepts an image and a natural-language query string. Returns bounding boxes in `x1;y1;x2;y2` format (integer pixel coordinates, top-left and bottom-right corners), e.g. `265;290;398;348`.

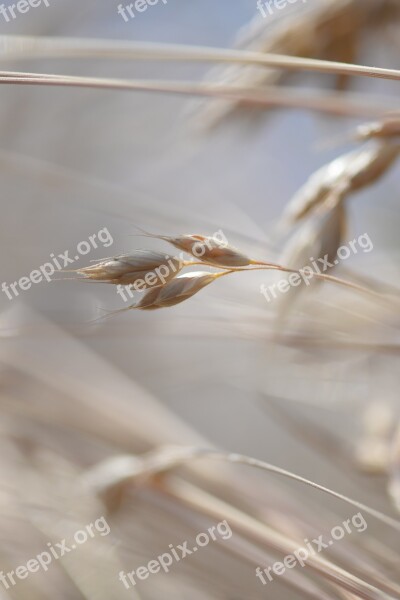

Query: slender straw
151;446;400;532
2;36;400;82
0;72;393;118
225;263;393;303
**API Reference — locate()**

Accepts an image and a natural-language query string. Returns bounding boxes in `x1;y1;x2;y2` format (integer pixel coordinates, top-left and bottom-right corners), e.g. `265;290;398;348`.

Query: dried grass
1;2;400;600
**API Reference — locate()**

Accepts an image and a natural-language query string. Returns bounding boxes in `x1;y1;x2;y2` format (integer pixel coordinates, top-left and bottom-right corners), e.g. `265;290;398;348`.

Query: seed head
134;271;223;310
356;118;400;141
283;143;400;224
135;228;251;267
76;250;183;287
170;234;252;267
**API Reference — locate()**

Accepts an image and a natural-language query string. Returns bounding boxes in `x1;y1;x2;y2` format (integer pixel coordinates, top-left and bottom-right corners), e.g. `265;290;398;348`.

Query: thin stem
153;447;400;532
162;477;395;600
222;263;392;303
2;36;400;82
0;72;394;119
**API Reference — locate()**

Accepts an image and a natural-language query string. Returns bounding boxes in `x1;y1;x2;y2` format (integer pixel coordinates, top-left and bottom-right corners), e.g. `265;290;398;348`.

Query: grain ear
356;118;400;141
135;271;226;310
275;203;347;327
282;143;400;225
168;234;252;267
132;230;253;267
73;250;185;287
193;0;367;129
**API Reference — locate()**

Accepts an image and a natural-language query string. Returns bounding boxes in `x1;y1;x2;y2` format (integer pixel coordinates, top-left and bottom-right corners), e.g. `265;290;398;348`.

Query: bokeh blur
0;1;399;599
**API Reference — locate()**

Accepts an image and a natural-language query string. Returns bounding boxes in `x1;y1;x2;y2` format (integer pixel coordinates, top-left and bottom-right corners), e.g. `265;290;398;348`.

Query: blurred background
0;1;399;598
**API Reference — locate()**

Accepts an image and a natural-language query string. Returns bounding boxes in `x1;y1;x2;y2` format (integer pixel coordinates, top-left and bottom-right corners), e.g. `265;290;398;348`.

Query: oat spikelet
72;250;185;287
120;271;229;312
275;203;347;325
282;142;400;226
355;117;400;141
135;228;253;267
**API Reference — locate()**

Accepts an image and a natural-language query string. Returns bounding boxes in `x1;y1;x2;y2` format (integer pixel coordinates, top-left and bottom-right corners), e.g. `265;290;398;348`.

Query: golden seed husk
136;229;252;267
167;234;251;267
135;271;220;310
76;250;183;286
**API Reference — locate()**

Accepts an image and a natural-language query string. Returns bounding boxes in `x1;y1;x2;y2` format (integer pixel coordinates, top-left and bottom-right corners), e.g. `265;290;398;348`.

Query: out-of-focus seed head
76;250;183;287
192;0;361;130
276;203;347;326
283;143;400;225
349;143;400;191
281;203;347;271
356;119;400;141
362;402;393;439
282;154;352;225
355;437;390;475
